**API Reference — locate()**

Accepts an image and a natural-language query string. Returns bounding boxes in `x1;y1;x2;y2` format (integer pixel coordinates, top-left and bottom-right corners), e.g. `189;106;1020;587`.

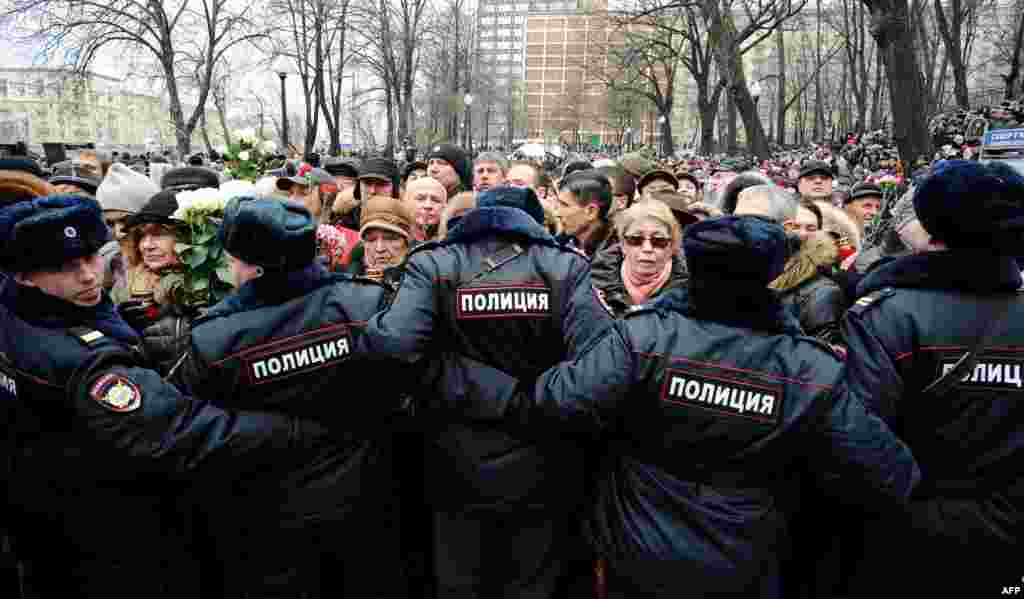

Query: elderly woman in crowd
111;190;195;374
349;194;415;290
590;199;688;318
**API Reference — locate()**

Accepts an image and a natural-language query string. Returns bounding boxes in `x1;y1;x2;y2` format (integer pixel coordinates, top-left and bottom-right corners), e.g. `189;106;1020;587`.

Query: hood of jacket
443;205;561;248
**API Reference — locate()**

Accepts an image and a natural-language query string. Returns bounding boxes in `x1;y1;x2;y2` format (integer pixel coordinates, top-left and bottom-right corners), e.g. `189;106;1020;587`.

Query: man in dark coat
842;160;1024;595
179;197;409;597
430;215;920;598
0;195;328;598
362;186;613;598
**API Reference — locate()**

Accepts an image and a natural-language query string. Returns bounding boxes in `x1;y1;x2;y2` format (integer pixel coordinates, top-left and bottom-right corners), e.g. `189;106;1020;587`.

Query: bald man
405;176;449;241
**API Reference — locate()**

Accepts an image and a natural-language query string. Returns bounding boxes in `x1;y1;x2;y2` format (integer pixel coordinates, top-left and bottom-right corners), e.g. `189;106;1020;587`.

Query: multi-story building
0;67;218;150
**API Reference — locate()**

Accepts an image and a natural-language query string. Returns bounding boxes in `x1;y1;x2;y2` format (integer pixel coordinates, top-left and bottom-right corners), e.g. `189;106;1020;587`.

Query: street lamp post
749;80;762;122
464;93;474;153
274;57;290;155
657;115;667;158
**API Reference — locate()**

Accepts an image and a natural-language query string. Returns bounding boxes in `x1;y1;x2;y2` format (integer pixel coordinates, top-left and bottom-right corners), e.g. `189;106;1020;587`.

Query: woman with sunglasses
590;199;688;318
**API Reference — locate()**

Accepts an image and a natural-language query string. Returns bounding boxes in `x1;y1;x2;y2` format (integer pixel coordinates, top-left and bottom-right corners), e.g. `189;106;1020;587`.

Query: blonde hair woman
590;199;688;318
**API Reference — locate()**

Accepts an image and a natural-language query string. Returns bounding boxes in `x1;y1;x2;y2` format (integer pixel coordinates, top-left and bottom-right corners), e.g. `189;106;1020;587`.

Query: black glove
118;300;158;332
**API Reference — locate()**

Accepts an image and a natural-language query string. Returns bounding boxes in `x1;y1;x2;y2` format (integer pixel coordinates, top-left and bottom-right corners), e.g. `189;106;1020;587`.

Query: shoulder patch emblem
89;374;142;413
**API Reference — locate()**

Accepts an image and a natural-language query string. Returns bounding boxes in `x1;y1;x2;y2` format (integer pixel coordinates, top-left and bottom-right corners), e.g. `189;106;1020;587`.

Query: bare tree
861;0;931;170
932;0;989;108
6;0;269;156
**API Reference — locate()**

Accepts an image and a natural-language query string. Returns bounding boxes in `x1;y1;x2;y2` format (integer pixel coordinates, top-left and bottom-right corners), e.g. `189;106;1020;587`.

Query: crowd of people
0;129;1020;599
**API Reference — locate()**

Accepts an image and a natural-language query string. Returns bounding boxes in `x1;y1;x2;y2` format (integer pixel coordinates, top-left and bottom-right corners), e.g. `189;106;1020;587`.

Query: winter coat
590;242;688;318
430;283;919;598
0;279;325;599
841;250;1024;593
769;231;847;346
363;206;613;512
179;263;408;597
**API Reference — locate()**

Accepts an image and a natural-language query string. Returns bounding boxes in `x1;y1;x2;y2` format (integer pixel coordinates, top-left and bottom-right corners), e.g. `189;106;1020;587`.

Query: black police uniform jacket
0;279;324;599
841;251;1024;584
434;285;920;596
363;206;613;512
179;264;405;595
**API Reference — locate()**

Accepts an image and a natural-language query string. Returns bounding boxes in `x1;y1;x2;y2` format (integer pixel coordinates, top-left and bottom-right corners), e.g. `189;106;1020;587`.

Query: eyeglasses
623;234;672;249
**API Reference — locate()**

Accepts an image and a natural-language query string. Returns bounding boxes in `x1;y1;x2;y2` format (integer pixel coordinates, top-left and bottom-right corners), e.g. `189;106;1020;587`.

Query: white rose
238;150;251;161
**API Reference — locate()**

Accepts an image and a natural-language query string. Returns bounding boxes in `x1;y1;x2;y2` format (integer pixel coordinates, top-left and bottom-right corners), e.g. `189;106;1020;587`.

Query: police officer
362;186;614;598
842;160;1024;595
0;195;329;598
431;215;920;597
178;196;408;597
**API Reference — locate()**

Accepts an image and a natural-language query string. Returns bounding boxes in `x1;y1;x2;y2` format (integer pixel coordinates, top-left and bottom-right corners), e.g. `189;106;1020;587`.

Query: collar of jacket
198;263;341;322
649;284;803;336
857;250;1022;297
443;206;560;248
592;243;688;311
0;277;140;344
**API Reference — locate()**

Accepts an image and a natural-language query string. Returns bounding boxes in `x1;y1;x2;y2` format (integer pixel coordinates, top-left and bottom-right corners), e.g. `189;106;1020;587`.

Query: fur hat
0;170;54;207
476;185;545;225
324;157;360;179
814;200;861;250
219;196;316;272
0;195;111;272
684;215;787;286
426;143;471;191
359;195;413;240
161;166;221;192
913;160;1024;249
127;190;179;228
96;163;161;214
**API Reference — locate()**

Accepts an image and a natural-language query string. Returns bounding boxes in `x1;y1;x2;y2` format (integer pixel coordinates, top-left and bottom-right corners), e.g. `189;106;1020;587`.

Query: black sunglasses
623;235;672;249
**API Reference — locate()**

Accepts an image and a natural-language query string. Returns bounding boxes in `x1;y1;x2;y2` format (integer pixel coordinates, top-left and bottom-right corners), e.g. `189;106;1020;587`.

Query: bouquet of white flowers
167;181;256;307
224;129;275;182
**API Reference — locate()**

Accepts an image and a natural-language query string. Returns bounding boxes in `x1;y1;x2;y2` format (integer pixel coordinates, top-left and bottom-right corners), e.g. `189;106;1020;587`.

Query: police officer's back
363;186;613;597
842;160;1024;594
179;197;406;597
431;216;920;598
0;196;329;598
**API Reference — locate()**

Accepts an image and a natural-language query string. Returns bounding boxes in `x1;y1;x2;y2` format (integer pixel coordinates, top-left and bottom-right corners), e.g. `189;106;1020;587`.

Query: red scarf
622;258;672;306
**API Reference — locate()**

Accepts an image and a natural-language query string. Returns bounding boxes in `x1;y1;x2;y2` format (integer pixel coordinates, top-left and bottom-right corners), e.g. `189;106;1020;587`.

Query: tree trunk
933;0;970;108
726;95;738;153
864;0;930;171
660;110;675;157
697;80;721;155
776;28;787;145
1004;10;1024;99
870;50;884;129
814;0;824;141
199;109;214;155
